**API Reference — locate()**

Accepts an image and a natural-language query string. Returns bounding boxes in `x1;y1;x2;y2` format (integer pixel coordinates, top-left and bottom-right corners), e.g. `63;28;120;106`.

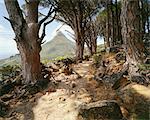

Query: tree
4;0;56;84
84;19;100;56
55;0;99;60
105;0;111;53
121;0;146;75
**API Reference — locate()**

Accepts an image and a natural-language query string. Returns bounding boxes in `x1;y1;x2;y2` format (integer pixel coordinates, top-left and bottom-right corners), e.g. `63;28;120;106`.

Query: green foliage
92;53;102;65
138;64;150;71
0;65;21;80
54;55;70;61
97;44;105;53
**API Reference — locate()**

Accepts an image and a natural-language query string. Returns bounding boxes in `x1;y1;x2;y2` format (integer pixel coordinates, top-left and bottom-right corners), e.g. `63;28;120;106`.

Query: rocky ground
0;50;150;120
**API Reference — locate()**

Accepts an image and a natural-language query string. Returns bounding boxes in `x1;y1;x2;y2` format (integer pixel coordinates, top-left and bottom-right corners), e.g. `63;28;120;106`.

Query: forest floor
0;51;150;120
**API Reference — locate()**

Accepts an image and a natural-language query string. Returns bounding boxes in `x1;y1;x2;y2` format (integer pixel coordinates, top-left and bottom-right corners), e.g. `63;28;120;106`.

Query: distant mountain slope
0;32;75;67
41;31;75;59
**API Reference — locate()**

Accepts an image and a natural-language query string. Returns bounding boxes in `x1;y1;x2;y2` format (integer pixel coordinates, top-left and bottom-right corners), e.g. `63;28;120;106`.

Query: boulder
57;58;75;66
131;75;149;85
115;52;126;63
1;94;13;102
116;83;150;119
94;66;106;83
49;63;60;72
0;100;10;117
59;65;73;75
78;100;123;120
102;63;129;88
109;47;120;53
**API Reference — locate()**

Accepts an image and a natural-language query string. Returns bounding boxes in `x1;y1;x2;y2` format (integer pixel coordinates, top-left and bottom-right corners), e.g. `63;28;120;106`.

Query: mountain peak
40;31;75;59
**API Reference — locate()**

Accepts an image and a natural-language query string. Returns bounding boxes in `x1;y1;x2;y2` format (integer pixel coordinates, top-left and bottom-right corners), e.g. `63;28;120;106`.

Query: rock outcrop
78;100;123;120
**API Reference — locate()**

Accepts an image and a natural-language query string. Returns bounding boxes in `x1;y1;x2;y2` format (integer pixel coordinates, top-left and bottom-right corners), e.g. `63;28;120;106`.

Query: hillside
0;32;75;67
40;31;75;60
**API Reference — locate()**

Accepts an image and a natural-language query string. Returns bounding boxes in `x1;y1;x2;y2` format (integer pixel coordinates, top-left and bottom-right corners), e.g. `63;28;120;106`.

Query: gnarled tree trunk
4;0;53;84
121;0;146;76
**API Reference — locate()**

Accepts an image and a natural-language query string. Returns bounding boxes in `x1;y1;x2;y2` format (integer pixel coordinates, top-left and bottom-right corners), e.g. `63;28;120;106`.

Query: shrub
0;65;21;80
92;53;102;66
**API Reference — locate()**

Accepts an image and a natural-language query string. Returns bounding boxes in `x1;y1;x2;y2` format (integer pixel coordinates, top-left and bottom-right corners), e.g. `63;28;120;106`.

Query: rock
59;65;73;75
0;80;15;96
116;83;150;119
102;63;129;87
115;52;126;63
112;77;130;90
94;66;106;79
144;57;150;64
36;78;50;90
0;100;10;117
130;75;149;85
12;74;23;86
1;94;13;102
103;71;128;87
109;46;120;53
49;63;60;72
20;78;50;98
58;58;75;65
71;81;76;88
78;100;123;120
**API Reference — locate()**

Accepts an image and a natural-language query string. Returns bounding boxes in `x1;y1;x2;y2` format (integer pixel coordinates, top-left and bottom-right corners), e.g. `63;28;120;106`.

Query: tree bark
91;38;97;54
17;40;41;84
121;0;146;76
76;40;84;61
146;0;150;33
110;0;115;46
106;0;111;53
4;0;42;84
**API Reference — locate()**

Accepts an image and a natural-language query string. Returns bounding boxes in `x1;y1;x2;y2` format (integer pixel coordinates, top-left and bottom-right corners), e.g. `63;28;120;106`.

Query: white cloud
0;25;5;32
0;36;19;59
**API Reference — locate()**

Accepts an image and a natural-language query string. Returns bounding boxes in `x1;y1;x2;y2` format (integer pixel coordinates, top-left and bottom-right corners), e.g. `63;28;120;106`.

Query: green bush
138;64;150;71
92;53;102;65
0;65;21;80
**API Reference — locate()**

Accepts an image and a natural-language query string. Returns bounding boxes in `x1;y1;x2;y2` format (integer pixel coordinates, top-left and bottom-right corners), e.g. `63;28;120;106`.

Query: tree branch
38;13;57;43
39;5;54;27
3;16;13;24
4;0;26;41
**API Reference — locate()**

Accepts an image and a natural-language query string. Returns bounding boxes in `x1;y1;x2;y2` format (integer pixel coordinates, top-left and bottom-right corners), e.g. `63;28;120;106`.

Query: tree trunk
110;0;115;46
115;0;119;45
146;0;150;33
91;38;97;54
4;0;42;84
76;40;84;61
121;0;146;76
140;0;146;36
86;38;96;56
106;0;111;53
18;41;41;84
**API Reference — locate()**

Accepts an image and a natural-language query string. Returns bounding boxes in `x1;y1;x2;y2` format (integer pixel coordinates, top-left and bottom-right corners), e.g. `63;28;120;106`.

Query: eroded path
33;60;93;120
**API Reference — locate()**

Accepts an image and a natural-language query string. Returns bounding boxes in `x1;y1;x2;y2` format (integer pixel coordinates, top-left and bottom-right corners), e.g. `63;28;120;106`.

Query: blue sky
0;0;75;59
0;0;103;60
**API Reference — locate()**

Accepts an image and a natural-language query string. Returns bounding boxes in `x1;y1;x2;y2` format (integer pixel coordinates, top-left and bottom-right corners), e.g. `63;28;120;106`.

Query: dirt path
31;61;93;120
